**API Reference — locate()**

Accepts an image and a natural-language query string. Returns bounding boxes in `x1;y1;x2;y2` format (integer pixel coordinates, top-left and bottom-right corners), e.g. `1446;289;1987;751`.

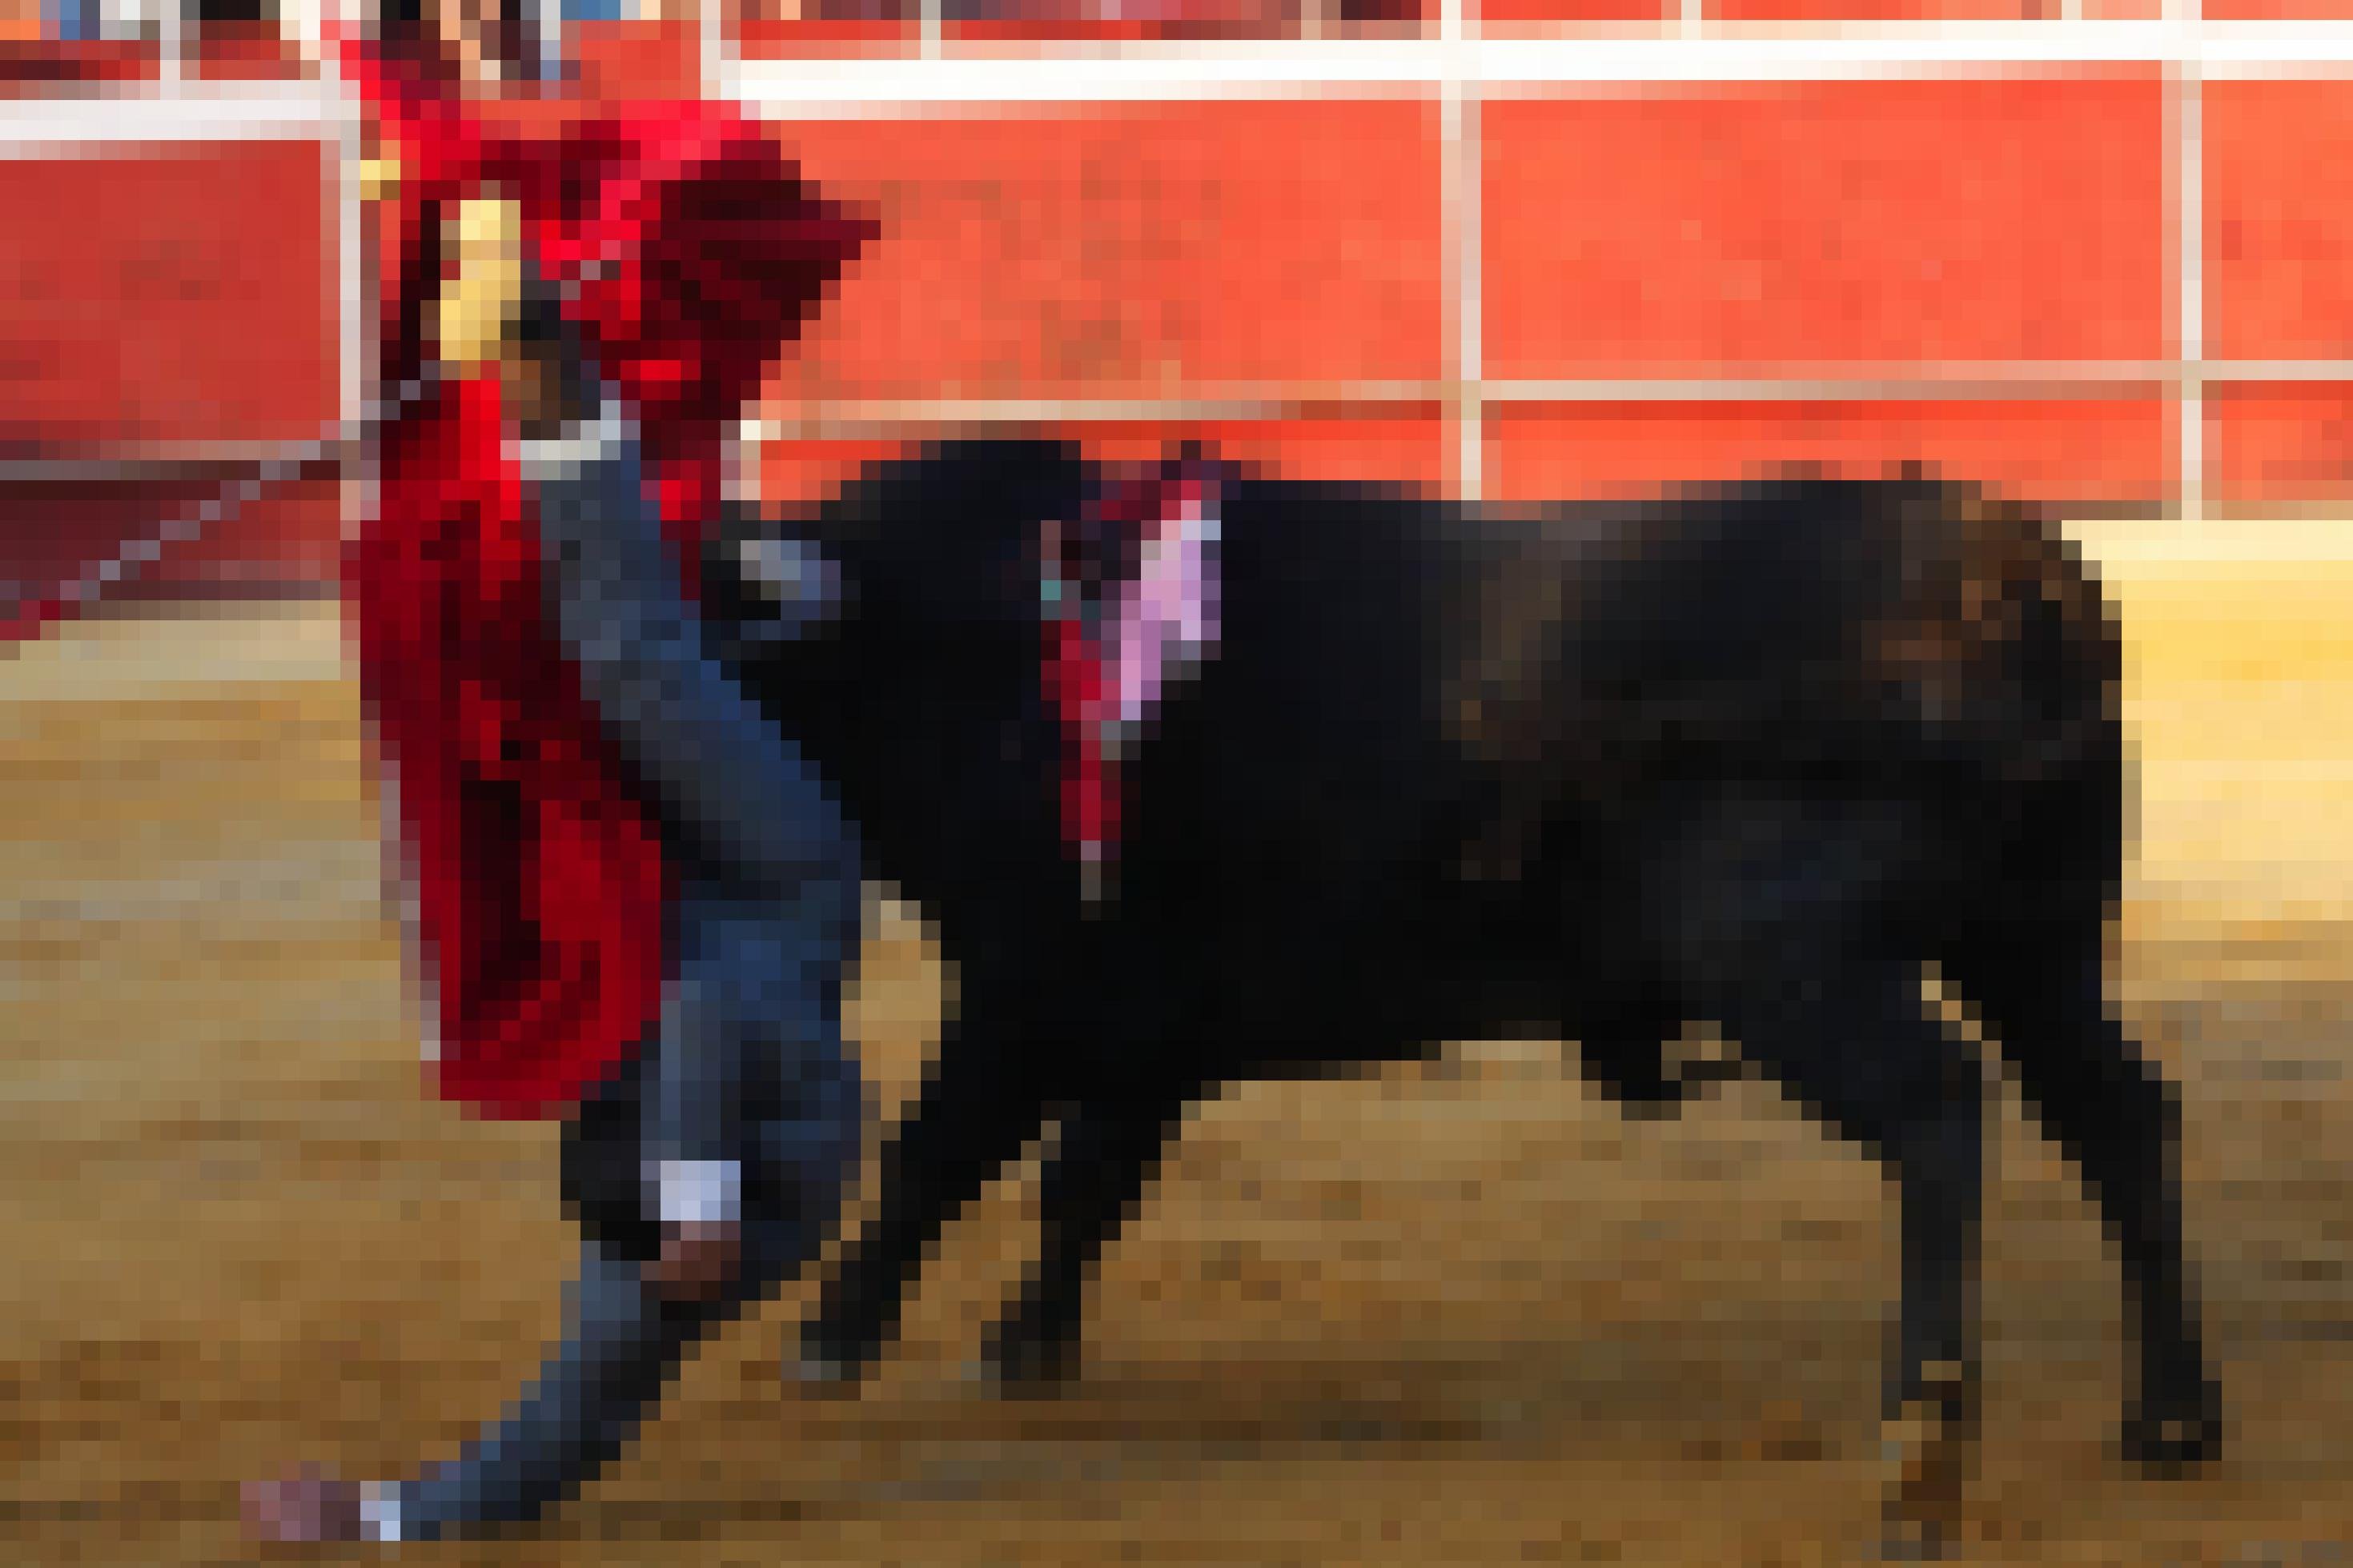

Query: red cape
343;38;873;1117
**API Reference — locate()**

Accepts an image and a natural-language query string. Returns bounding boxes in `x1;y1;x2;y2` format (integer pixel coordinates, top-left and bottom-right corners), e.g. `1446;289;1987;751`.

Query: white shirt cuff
508;397;628;484
359;1482;404;1543
657;1159;742;1228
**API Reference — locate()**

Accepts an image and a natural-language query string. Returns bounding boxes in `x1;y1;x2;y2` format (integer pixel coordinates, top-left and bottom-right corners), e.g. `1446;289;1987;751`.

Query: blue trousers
393;419;863;1538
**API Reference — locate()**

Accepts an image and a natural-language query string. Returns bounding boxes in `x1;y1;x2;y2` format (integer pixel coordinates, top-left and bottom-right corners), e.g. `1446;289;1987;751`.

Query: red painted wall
1;34;2345;598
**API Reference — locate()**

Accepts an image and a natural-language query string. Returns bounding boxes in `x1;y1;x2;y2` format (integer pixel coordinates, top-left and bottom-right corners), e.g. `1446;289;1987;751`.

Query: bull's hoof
1609;1088;1686;1123
2122;1378;2224;1474
978;1322;1081;1395
785;1355;866;1397
1878;1378;1975;1562
1877;1517;1952;1563
787;1327;882;1398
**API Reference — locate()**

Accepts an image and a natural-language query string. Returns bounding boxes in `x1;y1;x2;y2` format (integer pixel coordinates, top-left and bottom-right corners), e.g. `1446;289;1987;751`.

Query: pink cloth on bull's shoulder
1104;475;1218;753
1041;455;1226;883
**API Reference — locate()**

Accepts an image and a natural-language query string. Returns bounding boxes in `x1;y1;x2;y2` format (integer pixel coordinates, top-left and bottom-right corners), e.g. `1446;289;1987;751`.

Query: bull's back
1524;477;2120;801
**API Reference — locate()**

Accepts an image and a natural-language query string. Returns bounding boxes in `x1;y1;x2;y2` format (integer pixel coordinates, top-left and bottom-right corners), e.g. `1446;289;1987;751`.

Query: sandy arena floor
3;523;2351;1565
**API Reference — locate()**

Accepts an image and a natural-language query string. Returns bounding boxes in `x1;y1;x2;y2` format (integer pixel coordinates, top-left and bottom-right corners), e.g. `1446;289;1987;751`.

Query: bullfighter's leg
382;885;861;1539
1652;796;1986;1558
982;1088;1194;1390
795;982;1054;1390
1942;909;2221;1471
528;407;853;896
247;323;867;1539
236;884;865;1544
268;408;866;1541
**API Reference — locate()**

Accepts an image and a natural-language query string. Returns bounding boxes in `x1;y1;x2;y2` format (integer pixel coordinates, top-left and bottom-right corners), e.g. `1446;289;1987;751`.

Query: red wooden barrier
2;44;2348;604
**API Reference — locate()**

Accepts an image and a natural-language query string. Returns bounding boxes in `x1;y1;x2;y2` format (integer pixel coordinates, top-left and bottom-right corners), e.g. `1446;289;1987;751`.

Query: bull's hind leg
1653;800;1989;1557
1943;911;2222;1470
982;1089;1193;1390
1742;964;1987;1558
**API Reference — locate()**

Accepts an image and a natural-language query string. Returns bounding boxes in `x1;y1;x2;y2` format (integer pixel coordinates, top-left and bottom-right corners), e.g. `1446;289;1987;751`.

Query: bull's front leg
982;1089;1195;1390
793;1013;1050;1390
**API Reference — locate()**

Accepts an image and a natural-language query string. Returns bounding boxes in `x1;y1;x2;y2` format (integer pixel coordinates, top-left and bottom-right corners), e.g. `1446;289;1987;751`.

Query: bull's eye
737;537;845;636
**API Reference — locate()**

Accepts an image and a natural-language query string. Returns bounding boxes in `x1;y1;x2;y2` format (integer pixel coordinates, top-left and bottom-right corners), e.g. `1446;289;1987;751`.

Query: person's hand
650;1219;741;1304
242;1465;363;1543
434;196;524;375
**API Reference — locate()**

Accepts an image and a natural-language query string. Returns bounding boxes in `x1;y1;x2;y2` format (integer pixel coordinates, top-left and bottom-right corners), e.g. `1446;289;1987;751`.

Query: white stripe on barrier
707;26;2353;110
0;82;347;153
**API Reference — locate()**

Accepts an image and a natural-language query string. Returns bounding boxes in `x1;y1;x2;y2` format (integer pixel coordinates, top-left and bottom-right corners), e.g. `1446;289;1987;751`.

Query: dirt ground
4;525;2351;1566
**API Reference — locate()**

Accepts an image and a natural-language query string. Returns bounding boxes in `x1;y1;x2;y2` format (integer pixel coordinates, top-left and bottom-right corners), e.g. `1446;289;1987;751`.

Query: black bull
695;440;2222;1545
